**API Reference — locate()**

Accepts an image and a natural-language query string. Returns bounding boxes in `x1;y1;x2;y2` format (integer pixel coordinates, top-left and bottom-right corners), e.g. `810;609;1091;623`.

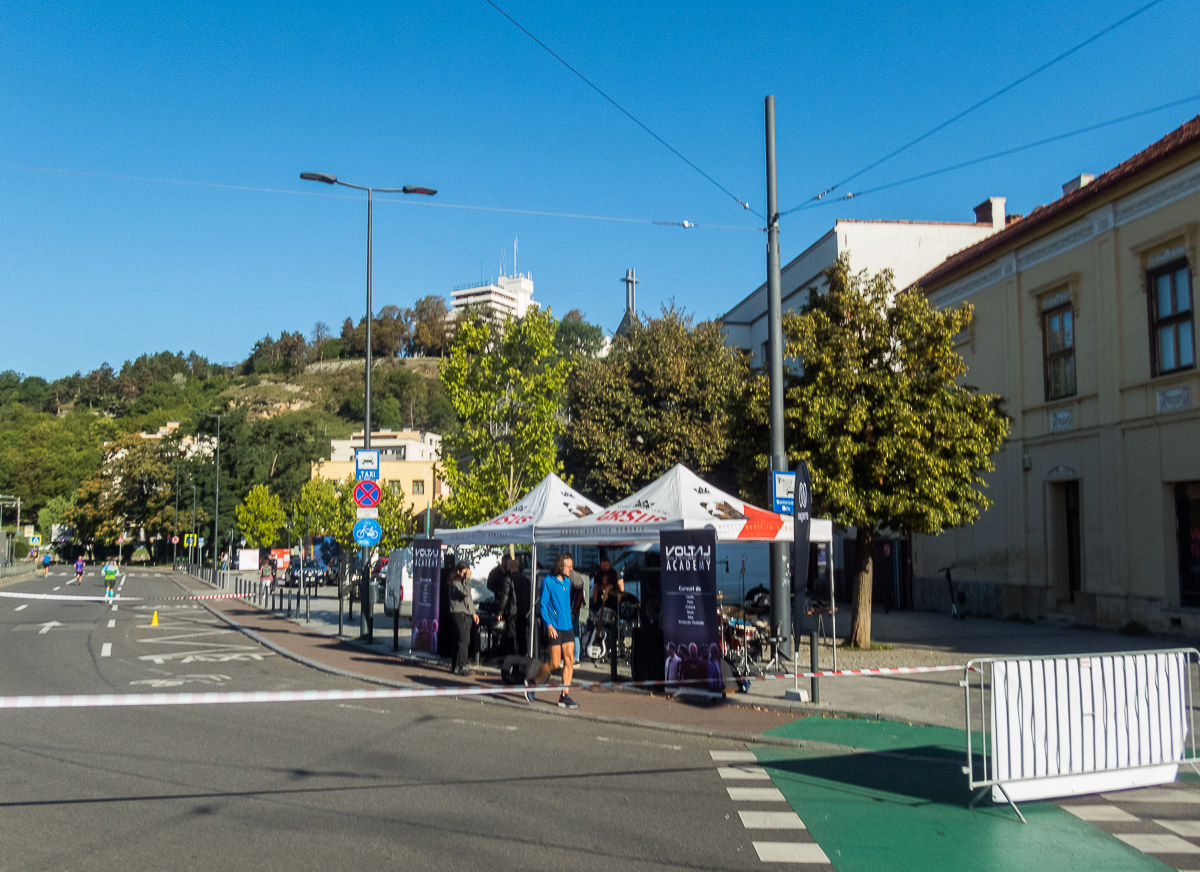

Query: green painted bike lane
753;717;1170;872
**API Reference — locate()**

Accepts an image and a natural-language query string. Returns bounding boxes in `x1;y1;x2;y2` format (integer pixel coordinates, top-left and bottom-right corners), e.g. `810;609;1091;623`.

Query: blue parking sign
352;518;382;547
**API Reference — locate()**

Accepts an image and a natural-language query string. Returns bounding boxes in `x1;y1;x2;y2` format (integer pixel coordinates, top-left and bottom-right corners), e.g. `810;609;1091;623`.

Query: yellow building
311;429;448;514
913;116;1199;633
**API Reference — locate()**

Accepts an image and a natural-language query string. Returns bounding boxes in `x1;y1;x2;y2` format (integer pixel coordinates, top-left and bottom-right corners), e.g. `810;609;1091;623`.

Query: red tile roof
916;114;1200;288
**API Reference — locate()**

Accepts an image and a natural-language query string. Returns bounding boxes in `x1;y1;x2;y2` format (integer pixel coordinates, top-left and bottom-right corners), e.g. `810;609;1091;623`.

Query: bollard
286;589;292;618
809;629;820;704
338;589;343;636
305;586;310;622
393;603;400;652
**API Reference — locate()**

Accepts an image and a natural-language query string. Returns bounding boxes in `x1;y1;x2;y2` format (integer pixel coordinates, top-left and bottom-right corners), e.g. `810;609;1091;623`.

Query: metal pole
173;468;179;565
528;545;537;658
191;486;197;568
809;628;820;703
765;95;791;652
361;187;373;642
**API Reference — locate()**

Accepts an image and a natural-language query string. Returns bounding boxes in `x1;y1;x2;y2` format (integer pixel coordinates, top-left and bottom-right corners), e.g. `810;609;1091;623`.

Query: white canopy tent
533;463;832;545
434;473;603;657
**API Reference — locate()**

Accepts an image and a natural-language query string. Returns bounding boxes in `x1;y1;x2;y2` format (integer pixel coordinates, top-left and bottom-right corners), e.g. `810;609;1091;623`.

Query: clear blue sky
3;0;1198;379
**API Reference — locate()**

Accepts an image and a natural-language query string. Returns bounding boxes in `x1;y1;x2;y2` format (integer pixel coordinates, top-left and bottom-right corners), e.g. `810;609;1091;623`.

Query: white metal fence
963;649;1200;821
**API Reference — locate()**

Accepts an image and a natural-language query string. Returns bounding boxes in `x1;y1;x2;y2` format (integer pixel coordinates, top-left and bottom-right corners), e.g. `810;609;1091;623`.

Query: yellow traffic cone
151;611;158;626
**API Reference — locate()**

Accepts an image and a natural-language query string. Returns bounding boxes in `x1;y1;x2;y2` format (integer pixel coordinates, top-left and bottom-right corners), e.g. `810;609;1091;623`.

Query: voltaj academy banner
410;538;442;655
660;529;723;693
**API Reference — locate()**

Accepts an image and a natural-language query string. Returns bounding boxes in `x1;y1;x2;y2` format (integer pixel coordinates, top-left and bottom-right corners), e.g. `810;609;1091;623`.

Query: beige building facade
914;117;1200;633
311;429;448;514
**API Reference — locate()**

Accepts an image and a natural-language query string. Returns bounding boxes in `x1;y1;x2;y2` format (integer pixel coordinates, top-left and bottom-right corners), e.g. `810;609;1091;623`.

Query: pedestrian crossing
713;750;831;867
1060;783;1200;871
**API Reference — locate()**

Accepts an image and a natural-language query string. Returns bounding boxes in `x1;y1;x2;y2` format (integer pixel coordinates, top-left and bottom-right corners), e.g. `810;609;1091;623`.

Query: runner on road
42;553;51;576
102;560;119;598
73;556;85;585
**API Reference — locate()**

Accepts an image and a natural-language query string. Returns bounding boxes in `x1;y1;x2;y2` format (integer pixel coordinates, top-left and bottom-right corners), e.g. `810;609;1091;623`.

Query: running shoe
524;680;537;704
557;693;579;709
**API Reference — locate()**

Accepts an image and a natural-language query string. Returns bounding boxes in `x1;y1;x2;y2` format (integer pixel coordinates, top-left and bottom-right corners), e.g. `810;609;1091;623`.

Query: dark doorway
1065;480;1082;602
1177;482;1200;608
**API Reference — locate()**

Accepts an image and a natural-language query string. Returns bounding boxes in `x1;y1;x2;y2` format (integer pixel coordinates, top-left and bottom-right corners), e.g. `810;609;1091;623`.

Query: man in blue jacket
526;553;579;709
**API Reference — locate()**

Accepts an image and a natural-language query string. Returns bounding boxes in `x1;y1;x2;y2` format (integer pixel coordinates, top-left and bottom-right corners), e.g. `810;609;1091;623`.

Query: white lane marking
596;735;681;751
753;842;830;864
338;703;391;715
14;605;27;612
111;605;118;611
1116;833;1200;853
738;811;806;830
1102;788;1200;803
726;787;785;802
1156;819;1200;837
53;586;61;591
107;619;116;629
451;718;517;731
719;766;769;780
101;643;112;657
38;621;63;634
1061;805;1139;822
710;750;758;762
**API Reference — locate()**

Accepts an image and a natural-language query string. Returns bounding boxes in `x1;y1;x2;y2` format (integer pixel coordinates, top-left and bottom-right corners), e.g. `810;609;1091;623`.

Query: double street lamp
301;172;436;633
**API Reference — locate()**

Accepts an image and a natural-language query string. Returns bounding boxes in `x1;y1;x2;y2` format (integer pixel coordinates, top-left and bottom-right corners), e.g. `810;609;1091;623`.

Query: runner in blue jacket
526;553;579;709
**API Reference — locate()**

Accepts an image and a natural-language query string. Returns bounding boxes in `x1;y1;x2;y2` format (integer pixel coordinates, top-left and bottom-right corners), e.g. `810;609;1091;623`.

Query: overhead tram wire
482;0;761;221
788;94;1200;212
0;164;755;231
781;0;1170;216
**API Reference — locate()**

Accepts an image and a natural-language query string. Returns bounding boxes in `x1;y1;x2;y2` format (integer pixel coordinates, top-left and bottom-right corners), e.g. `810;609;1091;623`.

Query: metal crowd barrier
963;649;1200;822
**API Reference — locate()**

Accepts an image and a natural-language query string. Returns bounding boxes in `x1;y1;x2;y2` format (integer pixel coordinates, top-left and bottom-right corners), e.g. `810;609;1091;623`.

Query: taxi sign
354;480;381;508
355;449;380;481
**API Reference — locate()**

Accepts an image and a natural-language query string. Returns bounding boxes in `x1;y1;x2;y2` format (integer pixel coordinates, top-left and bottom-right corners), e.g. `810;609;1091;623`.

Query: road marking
596;735;681;751
1155;819;1200;837
1102;788;1200;803
338;703;393;715
1062;805;1139;822
1116;833;1200;853
38;621;64;635
101;643;112;657
719;766;770;780
738;811;806;830
53;586;61;591
711;750;758;762
752;842;829;864
727;787;786;802
107;619;116;628
14;605;27;612
111;605;117;611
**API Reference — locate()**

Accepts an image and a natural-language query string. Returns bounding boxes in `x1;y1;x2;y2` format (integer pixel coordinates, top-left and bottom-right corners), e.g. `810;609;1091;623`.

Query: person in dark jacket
492;556;520;656
448;561;478;676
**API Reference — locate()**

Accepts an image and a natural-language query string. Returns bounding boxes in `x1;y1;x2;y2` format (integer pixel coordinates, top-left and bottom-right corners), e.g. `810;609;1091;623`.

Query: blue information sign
772;470;796;515
352;518;382;547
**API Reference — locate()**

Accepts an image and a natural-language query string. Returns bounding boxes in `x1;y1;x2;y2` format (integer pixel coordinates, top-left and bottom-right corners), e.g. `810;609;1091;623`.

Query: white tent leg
528;544;537;658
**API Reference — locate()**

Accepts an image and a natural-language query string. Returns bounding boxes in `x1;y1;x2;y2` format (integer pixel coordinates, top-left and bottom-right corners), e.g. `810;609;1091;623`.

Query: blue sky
3;0;1198;379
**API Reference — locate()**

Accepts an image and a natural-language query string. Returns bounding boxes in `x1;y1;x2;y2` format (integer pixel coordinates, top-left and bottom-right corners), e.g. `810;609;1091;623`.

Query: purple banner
660;530;722;692
411;539;442;655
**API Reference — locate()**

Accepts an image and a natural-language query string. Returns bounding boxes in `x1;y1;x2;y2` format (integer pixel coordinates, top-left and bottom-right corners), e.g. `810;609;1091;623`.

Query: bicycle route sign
354;480;381;508
352;518;382;547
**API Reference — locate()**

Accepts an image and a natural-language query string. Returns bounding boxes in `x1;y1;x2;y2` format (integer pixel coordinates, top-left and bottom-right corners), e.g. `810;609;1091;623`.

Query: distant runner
74;556;85;585
42;552;51;576
102;560;119;598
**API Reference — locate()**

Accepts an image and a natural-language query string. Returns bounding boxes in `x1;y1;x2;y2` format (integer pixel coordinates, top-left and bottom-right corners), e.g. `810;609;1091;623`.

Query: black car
287;562;328;588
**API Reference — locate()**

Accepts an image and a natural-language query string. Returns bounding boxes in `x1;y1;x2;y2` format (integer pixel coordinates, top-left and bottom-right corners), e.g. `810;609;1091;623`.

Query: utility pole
765;95;791;651
173;467;180;565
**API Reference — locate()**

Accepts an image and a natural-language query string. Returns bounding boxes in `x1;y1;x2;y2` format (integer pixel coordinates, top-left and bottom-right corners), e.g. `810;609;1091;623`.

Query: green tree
554;309;606;359
439;307;572;526
292;477;338;540
235;484;286;547
377;482;415;552
64;433;177;550
38;495;73;538
780;256;1009;648
561;305;748;505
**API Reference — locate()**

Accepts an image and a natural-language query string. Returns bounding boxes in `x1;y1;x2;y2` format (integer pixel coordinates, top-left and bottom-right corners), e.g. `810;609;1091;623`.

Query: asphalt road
0;567;776;872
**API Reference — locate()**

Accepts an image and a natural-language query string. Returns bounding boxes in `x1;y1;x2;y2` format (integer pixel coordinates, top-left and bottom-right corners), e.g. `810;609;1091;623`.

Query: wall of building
915;151;1200;633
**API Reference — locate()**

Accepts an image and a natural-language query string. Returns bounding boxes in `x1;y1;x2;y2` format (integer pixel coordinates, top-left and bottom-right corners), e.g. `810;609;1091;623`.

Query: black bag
501;654;537;685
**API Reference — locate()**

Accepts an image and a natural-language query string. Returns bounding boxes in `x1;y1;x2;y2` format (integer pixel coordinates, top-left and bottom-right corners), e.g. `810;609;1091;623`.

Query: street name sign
352;518;382;547
355;449;380;481
354;480;381;508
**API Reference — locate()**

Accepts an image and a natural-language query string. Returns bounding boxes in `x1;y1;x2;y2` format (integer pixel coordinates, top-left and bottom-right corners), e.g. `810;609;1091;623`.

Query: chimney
973;196;1007;230
1061;174;1095;197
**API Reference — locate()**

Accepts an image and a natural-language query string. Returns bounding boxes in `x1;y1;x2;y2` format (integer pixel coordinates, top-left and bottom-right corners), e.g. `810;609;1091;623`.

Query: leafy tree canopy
235;484;286;548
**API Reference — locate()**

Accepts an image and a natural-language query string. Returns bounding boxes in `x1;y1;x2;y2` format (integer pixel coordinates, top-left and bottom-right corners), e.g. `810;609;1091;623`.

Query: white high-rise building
449;272;536;321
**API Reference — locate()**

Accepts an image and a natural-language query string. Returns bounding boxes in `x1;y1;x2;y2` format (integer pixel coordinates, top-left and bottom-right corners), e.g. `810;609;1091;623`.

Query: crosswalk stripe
752;842;829;864
100;643;112;657
719;766;770;780
727;787;786;802
107;619;116;629
738;811;806;830
711;750;759;762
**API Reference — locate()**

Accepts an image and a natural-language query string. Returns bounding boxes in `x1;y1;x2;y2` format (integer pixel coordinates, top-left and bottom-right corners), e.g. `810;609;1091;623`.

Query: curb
167;570;931;745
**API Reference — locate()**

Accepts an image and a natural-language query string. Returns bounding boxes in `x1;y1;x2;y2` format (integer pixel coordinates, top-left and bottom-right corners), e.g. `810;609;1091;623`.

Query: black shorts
544;628;574;648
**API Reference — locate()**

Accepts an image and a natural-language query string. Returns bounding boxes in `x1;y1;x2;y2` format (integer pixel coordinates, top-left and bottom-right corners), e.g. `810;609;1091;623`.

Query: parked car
287;561;328;588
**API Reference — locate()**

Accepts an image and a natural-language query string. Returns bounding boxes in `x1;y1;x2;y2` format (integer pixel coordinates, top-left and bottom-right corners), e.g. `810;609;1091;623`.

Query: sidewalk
175;570;1200;734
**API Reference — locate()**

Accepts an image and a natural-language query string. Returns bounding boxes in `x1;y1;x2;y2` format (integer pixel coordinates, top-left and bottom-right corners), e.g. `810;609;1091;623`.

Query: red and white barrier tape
0;591;247;603
0;665;972;710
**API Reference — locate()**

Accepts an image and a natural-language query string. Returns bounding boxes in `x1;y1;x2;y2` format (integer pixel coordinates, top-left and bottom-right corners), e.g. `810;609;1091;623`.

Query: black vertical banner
411;538;442;654
792;458;814;631
660;529;722;692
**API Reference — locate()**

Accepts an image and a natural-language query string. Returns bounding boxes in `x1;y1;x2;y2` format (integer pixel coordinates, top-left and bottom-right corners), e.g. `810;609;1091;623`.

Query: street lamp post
301;172;436;636
191;485;198;567
203;413;225;581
